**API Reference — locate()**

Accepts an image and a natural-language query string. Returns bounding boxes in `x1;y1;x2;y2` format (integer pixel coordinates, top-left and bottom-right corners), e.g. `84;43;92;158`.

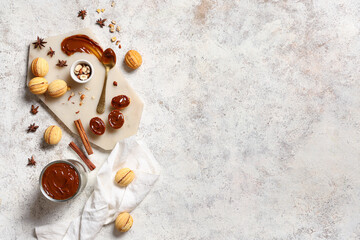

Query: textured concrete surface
1;0;360;239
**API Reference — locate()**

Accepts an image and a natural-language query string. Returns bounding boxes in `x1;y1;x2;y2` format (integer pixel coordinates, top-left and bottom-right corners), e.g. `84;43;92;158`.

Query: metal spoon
97;48;116;114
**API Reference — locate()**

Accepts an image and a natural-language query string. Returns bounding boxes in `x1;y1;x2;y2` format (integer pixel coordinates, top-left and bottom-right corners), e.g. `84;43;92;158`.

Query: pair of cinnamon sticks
69;119;96;171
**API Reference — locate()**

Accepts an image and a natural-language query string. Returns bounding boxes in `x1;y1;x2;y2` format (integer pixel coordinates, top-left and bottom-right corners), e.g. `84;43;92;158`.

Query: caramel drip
48;125;55;143
117;170;131;184
124;215;131;229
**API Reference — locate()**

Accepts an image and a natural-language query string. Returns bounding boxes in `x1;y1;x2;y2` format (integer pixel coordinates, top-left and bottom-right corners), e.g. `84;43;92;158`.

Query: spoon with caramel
97;48;116;114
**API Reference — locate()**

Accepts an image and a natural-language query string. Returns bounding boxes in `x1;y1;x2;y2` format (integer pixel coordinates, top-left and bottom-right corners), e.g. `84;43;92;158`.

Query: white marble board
26;28;144;150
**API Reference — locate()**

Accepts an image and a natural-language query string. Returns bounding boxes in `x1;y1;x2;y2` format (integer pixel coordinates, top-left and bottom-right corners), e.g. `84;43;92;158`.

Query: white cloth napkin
35;138;161;240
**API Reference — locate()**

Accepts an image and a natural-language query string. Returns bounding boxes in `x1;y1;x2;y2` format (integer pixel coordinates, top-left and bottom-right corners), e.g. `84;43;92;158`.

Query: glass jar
39;159;88;202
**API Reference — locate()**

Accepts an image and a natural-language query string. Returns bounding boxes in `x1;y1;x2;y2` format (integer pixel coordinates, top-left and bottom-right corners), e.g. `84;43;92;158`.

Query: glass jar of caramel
39;160;88;202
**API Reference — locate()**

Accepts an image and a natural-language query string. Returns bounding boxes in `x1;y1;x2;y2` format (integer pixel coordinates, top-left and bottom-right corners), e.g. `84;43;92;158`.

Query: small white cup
70;59;94;84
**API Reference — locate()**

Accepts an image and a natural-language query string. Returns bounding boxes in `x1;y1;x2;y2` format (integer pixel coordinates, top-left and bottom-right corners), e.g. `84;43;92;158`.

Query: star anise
27;123;39;133
31;105;39;114
78;10;87;19
47;47;55;57
33;36;47;49
56;60;68;67
96;18;107;28
27;156;36;166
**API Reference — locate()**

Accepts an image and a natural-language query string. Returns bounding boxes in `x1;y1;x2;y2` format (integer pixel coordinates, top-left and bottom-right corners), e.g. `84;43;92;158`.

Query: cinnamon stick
74;119;93;155
69;141;96;171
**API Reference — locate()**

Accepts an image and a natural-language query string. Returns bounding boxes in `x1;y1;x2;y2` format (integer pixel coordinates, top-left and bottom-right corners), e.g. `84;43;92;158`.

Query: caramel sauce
61;34;104;62
111;95;130;109
89;117;106;135
42;163;79;200
102;48;116;65
108;110;124;129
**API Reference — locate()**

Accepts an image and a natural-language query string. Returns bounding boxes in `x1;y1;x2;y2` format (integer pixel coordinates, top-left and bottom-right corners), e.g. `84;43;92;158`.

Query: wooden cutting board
27;28;144;150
